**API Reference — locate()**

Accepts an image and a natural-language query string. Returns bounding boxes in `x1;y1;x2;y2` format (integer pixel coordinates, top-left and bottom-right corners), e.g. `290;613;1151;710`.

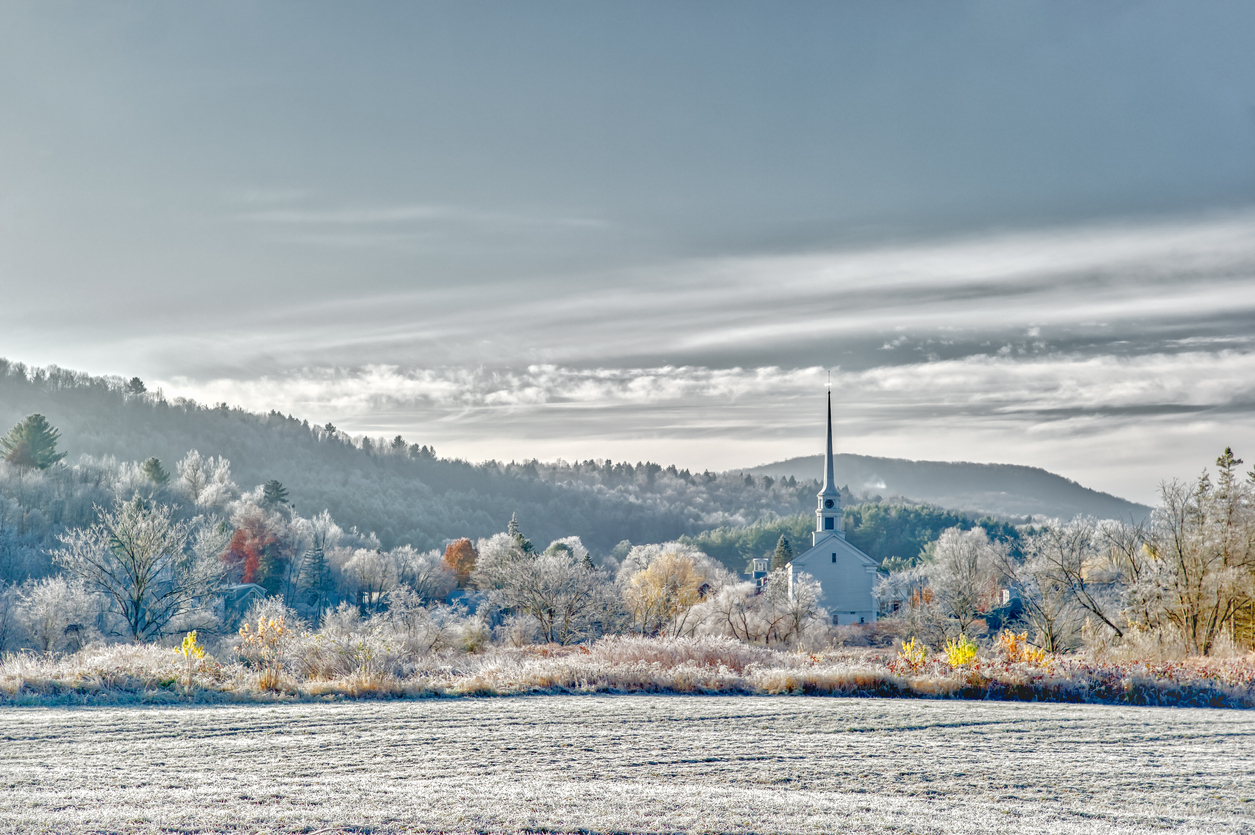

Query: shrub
944;635;978;668
997;630;1048;665
897;637;927;672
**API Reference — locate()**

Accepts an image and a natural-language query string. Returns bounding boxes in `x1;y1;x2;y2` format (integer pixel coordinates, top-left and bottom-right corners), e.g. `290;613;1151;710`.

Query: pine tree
141;457;170;485
1;414;66;471
262;480;289;507
507;512;533;554
125;377;147;395
299;542;334;613
772;534;793;572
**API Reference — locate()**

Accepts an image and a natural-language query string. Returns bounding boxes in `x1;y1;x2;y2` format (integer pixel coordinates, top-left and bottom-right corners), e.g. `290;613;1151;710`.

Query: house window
824;517;835;530
831;553;836;563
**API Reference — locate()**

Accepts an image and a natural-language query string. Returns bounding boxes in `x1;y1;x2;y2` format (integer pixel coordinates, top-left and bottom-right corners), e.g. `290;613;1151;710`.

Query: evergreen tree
507;512;533;554
772;534;793;571
141;457;170;485
300;542;334;612
262;479;289;507
1;414;66;471
125;377;147;395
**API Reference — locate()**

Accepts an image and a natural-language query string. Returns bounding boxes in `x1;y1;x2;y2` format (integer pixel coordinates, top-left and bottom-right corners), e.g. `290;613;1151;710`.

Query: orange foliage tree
442;538;478;588
222;508;291;595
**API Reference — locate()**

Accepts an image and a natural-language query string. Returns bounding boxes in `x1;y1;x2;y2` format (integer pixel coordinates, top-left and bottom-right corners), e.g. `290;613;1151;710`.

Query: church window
824;517;834;530
831;553;836;562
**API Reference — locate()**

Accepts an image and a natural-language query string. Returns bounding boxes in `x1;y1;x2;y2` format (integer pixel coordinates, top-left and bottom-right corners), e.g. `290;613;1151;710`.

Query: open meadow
2;695;1253;834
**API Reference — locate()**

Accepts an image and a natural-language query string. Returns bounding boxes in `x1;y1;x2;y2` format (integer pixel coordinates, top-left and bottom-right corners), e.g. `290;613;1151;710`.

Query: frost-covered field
2;696;1252;834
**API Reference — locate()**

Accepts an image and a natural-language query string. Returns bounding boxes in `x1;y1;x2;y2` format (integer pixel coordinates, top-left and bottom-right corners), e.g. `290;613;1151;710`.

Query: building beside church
786;391;880;625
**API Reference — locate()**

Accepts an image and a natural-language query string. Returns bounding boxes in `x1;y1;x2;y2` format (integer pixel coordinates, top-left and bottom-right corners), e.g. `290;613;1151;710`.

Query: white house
786;391;879;625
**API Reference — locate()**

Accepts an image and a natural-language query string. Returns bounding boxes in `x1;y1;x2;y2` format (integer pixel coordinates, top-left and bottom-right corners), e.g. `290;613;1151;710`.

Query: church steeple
815;387;843;544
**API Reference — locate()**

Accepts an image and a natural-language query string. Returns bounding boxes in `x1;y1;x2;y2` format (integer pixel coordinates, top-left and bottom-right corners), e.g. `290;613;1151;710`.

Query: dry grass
2;636;1253;708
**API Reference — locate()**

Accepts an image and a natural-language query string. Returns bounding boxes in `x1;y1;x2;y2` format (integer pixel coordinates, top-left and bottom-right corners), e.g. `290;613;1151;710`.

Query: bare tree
475;533;617;644
391;545;456;604
342;548;397;614
1126;449;1255;655
1001;523;1094;652
175;450;235;508
53;497;230;642
763;569;827;646
16;575;102;652
924;527;1003;639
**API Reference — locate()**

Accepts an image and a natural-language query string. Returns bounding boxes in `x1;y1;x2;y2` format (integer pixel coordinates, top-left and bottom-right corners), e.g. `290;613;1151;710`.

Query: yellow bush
177;630;205;691
239;616;294;691
997;630;1049;665
944;635;978;668
897;637;927;672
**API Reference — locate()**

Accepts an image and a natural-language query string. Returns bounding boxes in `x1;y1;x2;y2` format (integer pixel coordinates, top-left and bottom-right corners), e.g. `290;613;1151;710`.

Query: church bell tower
814;389;843;545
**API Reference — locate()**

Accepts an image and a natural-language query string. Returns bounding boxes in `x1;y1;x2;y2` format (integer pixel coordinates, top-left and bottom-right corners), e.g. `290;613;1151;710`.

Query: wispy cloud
156;348;1255;500
235;202;609;231
24;210;1255;502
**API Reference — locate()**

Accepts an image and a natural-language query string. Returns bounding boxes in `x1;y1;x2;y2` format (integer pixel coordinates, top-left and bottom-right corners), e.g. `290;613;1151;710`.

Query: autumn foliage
222;508;288;592
443;538;478;587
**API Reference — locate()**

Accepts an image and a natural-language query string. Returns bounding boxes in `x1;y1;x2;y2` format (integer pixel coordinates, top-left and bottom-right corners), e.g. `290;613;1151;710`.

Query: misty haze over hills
2;360;1149;562
749;455;1150;522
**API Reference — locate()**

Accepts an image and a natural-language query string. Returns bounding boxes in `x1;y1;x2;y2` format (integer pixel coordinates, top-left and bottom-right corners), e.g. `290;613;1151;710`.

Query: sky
1;1;1254;504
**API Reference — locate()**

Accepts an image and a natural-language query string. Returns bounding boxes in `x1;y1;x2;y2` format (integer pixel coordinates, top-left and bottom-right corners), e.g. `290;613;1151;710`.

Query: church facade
786;392;880;625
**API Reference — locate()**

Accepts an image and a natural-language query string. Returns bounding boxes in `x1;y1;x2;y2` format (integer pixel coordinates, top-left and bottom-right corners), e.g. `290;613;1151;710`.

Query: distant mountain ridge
747;454;1151;521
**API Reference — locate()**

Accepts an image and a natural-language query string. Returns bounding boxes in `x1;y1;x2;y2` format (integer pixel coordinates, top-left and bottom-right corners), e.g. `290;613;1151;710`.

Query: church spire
815;385;843;542
822;388;835;493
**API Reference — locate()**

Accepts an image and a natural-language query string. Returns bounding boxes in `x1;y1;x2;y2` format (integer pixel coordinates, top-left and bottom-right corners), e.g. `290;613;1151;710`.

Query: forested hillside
0;360;816;560
0;359;1145;571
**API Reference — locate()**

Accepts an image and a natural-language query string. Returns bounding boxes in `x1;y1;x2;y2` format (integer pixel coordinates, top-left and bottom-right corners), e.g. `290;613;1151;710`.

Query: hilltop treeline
0;359;989;562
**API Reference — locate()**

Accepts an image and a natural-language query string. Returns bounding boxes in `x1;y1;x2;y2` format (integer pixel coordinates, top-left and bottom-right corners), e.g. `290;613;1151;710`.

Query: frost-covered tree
343;548;397;614
392;545;456;604
53;497;230;642
770;569;826;645
292;509;343;613
176;450;235;507
1000;522;1094;652
16;575;101;652
475;532;616;644
1123;448;1255;655
619;543;730;637
923;526;1004;639
694;569;827;647
222;502;294;597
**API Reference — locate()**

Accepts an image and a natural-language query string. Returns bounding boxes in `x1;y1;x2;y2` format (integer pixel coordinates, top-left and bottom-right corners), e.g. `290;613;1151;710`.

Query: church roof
791;531;878;569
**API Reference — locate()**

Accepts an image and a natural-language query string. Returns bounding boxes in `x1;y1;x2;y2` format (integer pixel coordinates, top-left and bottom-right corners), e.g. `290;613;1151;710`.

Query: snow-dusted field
2;696;1252;834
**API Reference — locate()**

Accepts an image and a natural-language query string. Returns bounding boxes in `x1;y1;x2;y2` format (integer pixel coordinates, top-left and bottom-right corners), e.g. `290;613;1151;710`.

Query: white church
786;391;879;625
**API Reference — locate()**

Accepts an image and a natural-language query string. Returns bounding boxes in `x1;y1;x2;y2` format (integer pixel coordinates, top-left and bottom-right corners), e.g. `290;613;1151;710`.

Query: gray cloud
4;3;1255;504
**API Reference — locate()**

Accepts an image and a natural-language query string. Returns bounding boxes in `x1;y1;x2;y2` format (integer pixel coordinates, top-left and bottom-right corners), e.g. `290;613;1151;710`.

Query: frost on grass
3;634;1253;708
1;696;1253;835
